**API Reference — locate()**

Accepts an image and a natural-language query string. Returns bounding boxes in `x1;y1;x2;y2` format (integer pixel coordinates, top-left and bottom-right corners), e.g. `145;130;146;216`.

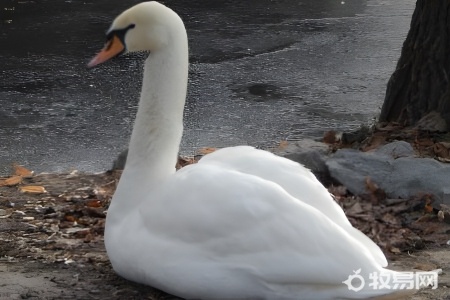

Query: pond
0;0;414;173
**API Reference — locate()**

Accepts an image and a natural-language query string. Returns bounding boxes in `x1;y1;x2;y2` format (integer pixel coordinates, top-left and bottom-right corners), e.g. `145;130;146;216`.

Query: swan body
89;2;422;299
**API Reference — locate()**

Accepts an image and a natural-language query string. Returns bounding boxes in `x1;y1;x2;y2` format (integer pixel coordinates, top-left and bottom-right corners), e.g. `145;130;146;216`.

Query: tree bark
379;0;450;131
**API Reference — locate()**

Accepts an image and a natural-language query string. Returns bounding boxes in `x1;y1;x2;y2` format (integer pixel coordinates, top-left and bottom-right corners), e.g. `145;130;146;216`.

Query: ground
0;158;449;300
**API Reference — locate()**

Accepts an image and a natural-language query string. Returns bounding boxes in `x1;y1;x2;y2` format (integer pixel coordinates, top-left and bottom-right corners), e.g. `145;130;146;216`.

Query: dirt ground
0;167;449;300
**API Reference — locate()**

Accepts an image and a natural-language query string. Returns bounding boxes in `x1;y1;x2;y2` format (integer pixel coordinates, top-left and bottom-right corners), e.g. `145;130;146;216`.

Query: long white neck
112;17;189;214
126;43;188;178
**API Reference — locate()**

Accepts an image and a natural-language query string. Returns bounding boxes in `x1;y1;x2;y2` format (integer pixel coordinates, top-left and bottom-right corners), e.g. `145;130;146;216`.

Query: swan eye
106;23;136;44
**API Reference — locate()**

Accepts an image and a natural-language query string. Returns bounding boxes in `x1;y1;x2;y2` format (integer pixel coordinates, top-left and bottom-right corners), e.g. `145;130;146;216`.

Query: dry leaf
436;157;450;163
0;175;23;187
375;122;403;132
414;137;434;148
362;134;386;152
434;142;450;160
277;140;289;150
323;130;337;144
414;263;438;271
365;177;379;193
176;156;196;169
86;200;102;208
423;195;434;213
364;177;386;204
389;247;401;254
19;185;47;194
198;147;217;155
13;163;34;178
65;215;77;222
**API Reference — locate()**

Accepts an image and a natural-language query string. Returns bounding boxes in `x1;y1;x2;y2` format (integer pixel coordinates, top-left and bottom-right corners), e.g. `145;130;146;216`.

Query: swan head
88;1;183;67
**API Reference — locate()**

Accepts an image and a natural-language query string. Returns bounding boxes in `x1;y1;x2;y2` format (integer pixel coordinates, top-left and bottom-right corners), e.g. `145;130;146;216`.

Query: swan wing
199;146;388;267
130;163;389;299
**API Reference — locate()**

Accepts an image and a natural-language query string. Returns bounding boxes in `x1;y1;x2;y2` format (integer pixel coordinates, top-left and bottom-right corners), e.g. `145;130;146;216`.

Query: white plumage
89;2;425;299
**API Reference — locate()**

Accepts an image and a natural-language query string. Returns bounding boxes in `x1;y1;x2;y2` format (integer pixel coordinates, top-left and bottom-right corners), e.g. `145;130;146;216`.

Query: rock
275;139;330;182
326;149;392;195
326;147;450;207
375;140;415;158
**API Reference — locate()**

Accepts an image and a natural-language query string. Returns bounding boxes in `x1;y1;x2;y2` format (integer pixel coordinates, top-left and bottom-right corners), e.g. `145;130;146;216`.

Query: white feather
97;2;425;299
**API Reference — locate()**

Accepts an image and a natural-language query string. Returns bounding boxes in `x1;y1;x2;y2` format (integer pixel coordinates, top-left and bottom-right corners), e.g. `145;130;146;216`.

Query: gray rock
0;209;7;216
326;149;393;195
326;148;450;206
375;140;415;158
275;139;330;182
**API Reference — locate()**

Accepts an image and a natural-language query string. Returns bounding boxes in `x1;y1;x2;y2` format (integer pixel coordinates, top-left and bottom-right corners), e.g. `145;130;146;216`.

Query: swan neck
124;30;188;183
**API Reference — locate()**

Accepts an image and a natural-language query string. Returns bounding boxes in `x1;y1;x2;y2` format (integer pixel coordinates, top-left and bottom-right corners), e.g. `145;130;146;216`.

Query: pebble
0;208;7;216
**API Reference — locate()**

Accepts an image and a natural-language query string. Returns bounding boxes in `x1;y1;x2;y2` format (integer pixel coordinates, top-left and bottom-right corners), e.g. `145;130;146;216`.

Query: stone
326;146;450;207
375;140;415;158
275;139;331;182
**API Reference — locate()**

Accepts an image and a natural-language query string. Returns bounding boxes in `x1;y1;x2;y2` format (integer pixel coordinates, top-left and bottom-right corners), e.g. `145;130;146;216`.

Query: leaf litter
0;159;449;299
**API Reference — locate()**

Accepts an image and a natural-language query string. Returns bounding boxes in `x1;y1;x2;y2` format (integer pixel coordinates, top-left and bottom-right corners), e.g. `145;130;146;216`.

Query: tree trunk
379;0;450;131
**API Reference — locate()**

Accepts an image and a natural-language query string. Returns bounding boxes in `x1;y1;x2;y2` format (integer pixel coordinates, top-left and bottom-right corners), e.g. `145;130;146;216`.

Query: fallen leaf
364;177;386;204
328;185;347;198
13;163;34;178
414;263;438;271
389;247;401;254
365;177;379;193
323;130;337;144
362;134;386;152
434;142;450;160
198;147;217;155
0;175;23;187
277;140;289;150
424;195;434;213
64;215;77;222
19;185;47;194
414;137;434;148
375;122;403;132
86;200;102;208
176;156;195;169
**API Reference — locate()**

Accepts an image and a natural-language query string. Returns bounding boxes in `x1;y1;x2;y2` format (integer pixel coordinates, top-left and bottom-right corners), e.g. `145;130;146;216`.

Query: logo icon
342;269;365;292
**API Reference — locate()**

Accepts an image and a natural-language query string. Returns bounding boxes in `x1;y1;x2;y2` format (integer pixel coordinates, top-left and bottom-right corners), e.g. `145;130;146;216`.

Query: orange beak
88;35;125;68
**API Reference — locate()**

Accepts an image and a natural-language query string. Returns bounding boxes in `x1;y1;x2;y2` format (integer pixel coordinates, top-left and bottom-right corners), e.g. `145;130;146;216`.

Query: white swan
89;2;423;299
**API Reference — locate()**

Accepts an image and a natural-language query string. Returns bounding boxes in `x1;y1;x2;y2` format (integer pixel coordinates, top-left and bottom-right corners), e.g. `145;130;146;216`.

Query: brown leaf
362;134;386;152
323;130;337;144
434;142;450;159
389;247;401;254
424;195;434;213
176;156;196;169
364;177;386;204
198;147;217;155
86;200;102;208
277;140;289;150
19;185;47;194
414;263;438;271
64;215;77;222
414;137;434;148
375;122;403;132
0;175;23;187
13;163;33;178
328;185;347;198
365;177;379;193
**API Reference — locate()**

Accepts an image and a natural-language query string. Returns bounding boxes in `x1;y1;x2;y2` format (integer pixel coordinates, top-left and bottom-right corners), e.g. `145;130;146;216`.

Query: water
0;0;415;174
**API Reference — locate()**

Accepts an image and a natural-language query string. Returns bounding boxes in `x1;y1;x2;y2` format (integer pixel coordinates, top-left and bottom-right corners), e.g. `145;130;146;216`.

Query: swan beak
88;35;125;68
